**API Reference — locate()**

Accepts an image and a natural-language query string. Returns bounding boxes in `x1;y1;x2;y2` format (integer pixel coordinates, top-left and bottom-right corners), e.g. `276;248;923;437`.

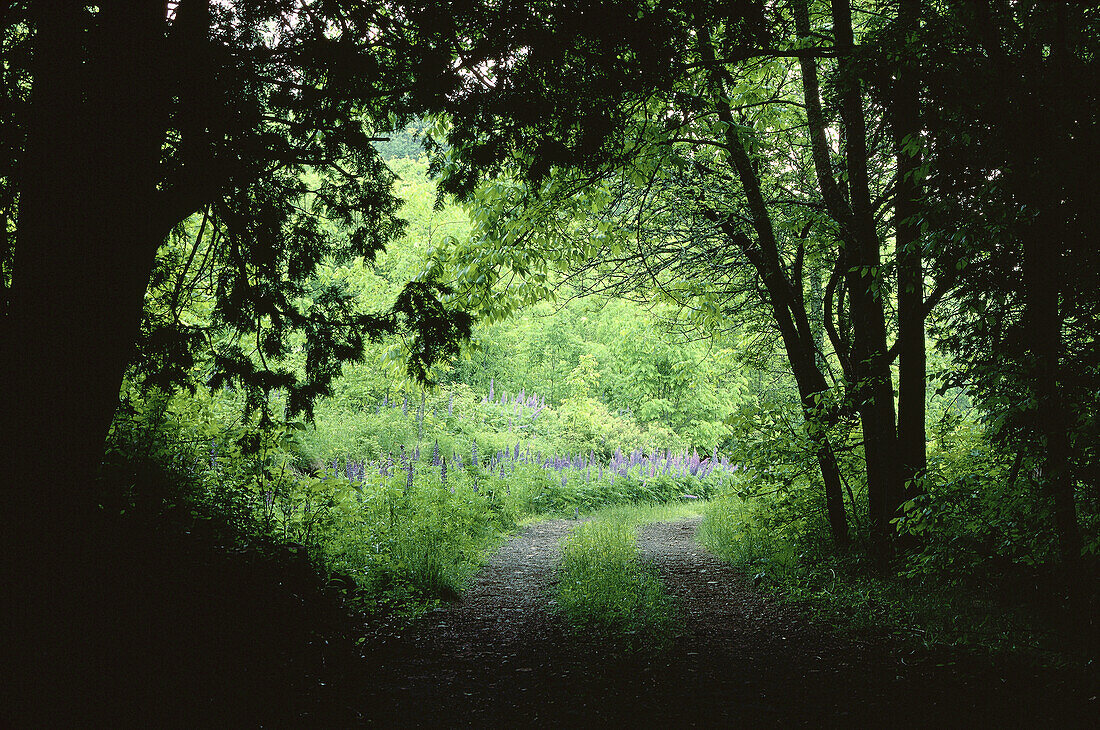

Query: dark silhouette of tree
915;0;1098;574
0;3;467;721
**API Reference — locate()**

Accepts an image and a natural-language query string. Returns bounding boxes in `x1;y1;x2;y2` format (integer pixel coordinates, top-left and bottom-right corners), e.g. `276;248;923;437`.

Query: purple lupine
441;457;447;487
488;377;494;402
448;392;454;416
402;395;409;416
471;441;478;467
431;441;441;466
405;461;415;493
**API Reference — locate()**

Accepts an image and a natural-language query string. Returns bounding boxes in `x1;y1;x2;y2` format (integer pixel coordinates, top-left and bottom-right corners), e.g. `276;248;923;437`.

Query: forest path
353;516;1093;728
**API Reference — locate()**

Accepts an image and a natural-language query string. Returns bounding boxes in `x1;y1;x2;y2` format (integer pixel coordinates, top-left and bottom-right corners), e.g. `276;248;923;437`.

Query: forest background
1;0;1096;723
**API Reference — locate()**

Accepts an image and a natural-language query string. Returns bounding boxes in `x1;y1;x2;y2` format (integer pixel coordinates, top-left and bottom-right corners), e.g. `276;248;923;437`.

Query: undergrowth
700;490;1096;664
554;503;698;651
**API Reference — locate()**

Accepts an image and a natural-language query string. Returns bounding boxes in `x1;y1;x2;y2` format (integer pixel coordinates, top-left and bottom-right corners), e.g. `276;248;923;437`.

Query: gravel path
352;517;1096;728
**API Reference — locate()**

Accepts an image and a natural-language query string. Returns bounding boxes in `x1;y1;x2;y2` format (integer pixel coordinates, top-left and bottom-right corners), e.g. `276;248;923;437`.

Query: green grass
697;493;800;585
698;492;1089;663
583;500;704;526
553;502;698;650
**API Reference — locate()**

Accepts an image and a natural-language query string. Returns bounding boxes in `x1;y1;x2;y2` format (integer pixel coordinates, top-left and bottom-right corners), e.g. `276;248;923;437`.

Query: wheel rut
353;517;1095;728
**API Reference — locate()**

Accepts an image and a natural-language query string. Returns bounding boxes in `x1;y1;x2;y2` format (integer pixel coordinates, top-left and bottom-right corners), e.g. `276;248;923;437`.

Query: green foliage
894;413;1061;585
528;472;718;516
319;476;515;613
555;514;679;651
700;438;1090;659
374;121;429;162
698;492;801;587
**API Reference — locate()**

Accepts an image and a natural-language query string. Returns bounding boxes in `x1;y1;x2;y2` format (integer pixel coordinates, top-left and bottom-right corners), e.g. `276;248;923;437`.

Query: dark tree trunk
1021;219;1081;572
697;25;850;548
831;0;899;550
1;5;172;723
1009;0;1082;575
796;0;900;550
894;0;927;500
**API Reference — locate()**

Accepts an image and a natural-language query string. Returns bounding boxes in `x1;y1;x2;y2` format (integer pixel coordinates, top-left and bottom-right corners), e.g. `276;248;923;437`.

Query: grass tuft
554;504;691;650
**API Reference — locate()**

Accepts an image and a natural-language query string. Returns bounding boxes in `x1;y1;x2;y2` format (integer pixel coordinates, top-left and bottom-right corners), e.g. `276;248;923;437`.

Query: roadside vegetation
555;503;699;650
5;3;1097;725
98;143;1096;662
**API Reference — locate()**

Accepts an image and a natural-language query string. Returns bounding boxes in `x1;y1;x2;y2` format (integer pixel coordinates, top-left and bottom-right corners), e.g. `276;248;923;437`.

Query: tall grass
320;478;516;615
697;493;800;585
554;503;697;650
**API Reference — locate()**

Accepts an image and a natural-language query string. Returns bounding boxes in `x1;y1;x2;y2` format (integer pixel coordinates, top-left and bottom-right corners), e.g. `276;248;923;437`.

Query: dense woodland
1;0;1097;725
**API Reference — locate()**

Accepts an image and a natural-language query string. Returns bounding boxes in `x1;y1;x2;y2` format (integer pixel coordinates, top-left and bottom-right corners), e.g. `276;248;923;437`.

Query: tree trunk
697;24;851;549
832;0;899;549
894;0;927;500
796;0;900;550
1;5;172;722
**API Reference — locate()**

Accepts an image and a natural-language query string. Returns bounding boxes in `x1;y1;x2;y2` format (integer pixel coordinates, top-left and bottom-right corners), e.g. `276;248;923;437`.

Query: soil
349;517;1098;728
16;514;1092;727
